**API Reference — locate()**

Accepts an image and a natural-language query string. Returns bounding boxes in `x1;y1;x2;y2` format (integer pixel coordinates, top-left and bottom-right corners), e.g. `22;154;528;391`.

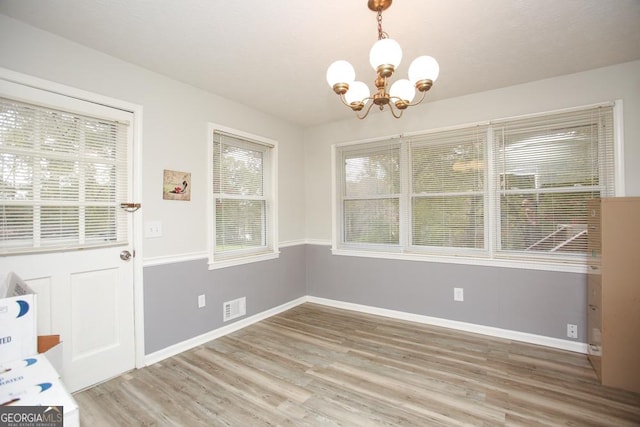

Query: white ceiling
1;0;639;127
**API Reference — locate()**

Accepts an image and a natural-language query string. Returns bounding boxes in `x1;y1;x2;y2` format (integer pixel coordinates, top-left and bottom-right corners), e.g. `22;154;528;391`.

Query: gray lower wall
144;243;587;354
305;245;587;342
143;245;306;354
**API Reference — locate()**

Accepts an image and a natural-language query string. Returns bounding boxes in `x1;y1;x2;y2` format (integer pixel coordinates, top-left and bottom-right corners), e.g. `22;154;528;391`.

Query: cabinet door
600;198;640;393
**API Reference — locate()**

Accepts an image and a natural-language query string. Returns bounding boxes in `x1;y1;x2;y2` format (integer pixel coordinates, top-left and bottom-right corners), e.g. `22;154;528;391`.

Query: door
0;78;137;392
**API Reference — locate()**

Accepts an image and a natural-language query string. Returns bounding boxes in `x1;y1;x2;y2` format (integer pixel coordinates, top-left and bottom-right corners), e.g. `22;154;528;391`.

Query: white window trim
207;123;279;270
331;101;624;273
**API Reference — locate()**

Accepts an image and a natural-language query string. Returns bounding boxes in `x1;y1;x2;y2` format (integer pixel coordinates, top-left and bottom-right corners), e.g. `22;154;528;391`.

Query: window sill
330;247;588;274
208;250;280;270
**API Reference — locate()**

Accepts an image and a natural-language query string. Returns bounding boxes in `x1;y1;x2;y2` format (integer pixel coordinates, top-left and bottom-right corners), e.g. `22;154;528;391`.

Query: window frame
332;102;623;273
208;123;279;269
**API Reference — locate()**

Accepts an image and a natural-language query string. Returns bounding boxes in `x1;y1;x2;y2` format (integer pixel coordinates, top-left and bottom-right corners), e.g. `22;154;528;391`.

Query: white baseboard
144;296;308;366
145;295;587;366
306;296;589;354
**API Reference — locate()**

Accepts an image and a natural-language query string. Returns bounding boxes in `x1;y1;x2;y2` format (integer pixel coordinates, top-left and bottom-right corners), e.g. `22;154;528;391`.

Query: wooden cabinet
587;197;640;393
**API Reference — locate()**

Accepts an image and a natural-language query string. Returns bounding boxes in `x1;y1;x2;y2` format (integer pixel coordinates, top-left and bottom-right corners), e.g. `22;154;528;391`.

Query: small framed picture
163;169;191;201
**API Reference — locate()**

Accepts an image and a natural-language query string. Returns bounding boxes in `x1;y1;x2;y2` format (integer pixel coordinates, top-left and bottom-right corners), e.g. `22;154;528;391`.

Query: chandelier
326;0;440;119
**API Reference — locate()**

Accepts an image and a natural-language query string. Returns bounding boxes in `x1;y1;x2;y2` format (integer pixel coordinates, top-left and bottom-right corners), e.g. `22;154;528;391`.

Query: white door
0;78;137;392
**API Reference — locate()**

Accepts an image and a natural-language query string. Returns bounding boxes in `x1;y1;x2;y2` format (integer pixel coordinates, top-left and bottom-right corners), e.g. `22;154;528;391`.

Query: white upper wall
304;60;640;242
0;15;306;259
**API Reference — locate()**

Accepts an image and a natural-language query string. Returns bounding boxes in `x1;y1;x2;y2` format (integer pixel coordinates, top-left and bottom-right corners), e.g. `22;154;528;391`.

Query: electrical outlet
198;294;206;308
454;288;464;302
567;323;577;339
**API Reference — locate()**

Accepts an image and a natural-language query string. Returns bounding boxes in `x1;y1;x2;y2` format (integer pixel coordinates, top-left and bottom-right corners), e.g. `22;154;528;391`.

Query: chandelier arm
337;94;352;108
405;90;428;107
387;89;428;109
387;102;404;119
338;94;375;110
355;101;377;120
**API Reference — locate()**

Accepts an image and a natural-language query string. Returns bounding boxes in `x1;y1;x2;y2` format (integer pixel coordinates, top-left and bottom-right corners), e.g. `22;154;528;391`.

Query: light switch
144;221;163;238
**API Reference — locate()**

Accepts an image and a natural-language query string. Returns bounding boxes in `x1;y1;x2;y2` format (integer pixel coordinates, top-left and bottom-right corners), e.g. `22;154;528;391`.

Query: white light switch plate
144;221;163;238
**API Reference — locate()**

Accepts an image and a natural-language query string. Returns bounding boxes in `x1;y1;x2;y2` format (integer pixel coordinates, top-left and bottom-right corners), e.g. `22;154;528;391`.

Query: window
410;126;487;253
494;108;614;256
0;96;130;254
334;104;617;269
209;125;278;268
341;143;401;246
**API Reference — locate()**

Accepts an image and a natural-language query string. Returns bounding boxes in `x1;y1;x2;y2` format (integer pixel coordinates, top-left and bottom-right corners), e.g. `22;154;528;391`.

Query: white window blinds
0;97;130;254
341;144;401;246
212;130;272;258
334;103;617;265
493;106;614;256
409;126;487;250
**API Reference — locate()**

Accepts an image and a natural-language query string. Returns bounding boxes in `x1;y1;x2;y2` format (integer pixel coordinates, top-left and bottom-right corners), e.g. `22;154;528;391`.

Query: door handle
120;250;132;261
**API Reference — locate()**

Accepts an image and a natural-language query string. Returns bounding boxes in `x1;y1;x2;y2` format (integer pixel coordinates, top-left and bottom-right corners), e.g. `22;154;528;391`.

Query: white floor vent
223;297;246;322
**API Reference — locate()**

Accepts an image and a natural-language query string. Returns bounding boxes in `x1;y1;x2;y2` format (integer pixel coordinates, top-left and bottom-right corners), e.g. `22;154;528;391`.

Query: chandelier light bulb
389;79;415;103
344;81;371;105
408;55;440;84
369;38;402;72
326;60;356;87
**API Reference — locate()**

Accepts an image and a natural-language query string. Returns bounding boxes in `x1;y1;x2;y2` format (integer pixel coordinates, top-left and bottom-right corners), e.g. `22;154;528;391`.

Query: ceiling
1;0;639;127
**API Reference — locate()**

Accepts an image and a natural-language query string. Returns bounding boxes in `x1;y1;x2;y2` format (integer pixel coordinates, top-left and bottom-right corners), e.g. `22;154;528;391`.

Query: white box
0;272;37;364
2;378;79;427
0;354;78;427
0;354;60;393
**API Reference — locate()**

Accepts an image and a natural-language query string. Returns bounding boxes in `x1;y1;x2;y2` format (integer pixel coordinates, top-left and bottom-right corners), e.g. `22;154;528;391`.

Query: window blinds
335;104;616;262
342;144;401;245
493;105;614;255
212;131;269;255
408;126;487;250
0;97;129;253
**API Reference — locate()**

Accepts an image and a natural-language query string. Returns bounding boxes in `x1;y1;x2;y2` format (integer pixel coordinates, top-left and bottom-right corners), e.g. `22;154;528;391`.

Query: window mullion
487;126;496;255
400;140;410;249
78;118;86;246
33;110;42;248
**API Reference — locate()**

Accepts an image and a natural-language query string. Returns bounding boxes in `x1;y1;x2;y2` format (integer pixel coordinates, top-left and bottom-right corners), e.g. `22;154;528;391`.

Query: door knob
120;250;132;261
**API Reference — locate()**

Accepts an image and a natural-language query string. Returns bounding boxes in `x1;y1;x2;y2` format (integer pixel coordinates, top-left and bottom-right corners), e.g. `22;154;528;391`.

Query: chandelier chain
377;8;388;40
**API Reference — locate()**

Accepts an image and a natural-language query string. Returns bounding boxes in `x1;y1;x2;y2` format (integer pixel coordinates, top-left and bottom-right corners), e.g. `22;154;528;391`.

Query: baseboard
145;294;587;366
306;296;589;354
144;296;308;366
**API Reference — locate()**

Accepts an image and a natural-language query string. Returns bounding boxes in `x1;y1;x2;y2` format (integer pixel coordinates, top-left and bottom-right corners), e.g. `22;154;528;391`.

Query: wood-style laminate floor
74;303;640;426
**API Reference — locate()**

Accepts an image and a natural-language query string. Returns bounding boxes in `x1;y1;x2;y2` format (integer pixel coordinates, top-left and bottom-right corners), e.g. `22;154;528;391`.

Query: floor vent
223;297;246;322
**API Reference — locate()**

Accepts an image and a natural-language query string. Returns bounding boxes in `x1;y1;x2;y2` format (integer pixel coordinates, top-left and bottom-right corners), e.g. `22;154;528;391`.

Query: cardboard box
0;274;75;425
36;335;62;375
7;378;79;426
0;354;60;397
0;272;37;364
0;357;78;427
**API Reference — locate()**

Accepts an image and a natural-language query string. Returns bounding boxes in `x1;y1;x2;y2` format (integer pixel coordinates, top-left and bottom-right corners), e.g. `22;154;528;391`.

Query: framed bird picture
163;169;191;201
